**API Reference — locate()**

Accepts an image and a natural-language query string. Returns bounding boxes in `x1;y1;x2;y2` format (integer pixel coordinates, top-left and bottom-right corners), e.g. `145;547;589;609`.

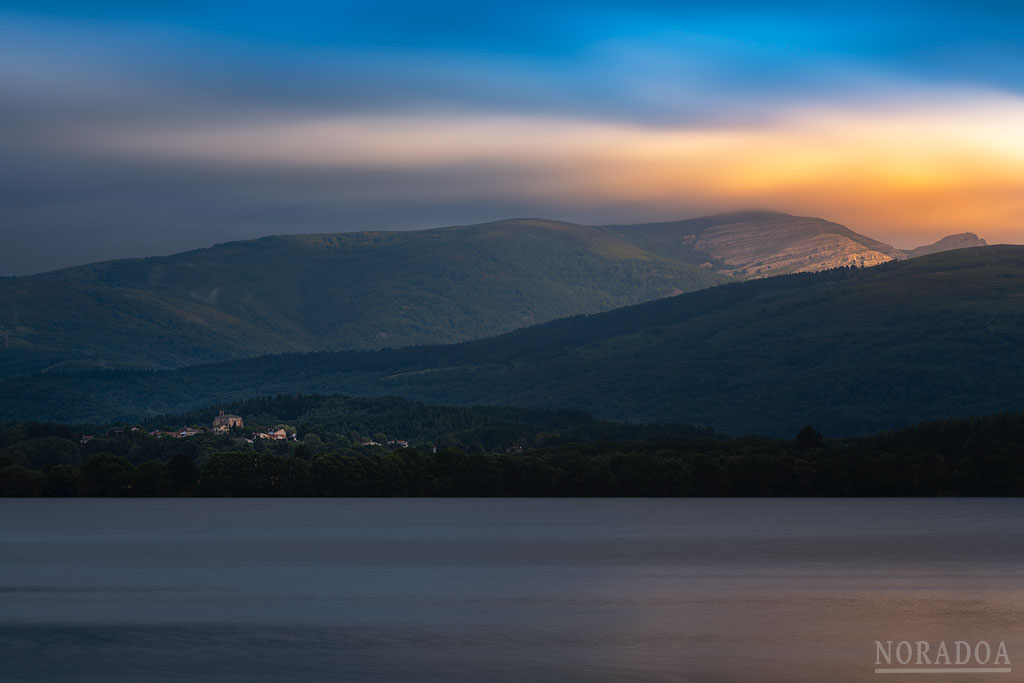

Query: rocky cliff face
609;211;906;279
688;215;902;277
608;212;991;280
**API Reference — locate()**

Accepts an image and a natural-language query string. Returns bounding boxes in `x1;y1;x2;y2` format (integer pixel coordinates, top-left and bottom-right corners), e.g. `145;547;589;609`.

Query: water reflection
1;499;1022;682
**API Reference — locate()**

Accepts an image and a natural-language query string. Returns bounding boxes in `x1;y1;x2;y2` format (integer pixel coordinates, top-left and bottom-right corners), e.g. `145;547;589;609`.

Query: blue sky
1;1;1023;274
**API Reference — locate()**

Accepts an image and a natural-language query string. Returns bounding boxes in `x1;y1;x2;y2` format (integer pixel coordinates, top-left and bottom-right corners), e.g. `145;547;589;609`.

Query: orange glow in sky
89;92;1024;247
4;3;1024;274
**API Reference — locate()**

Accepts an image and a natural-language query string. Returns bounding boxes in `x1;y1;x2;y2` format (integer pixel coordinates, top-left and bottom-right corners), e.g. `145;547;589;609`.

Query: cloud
1;3;1023;274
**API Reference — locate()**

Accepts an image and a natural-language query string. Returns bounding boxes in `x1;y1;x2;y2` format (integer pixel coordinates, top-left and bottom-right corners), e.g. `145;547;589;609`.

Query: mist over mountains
0;211;980;379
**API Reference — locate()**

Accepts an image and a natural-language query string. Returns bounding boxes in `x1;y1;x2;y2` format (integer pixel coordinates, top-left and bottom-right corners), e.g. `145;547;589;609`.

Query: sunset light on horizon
6;7;1024;679
2;1;1023;273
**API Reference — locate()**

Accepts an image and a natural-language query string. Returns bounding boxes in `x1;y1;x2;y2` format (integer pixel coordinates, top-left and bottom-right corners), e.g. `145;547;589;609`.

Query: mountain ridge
0;217;728;376
0;212;991;379
611;211;904;278
3;245;1023;436
903;232;988;257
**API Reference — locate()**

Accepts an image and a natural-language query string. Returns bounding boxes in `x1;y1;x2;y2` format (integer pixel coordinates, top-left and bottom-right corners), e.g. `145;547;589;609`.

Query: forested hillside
1;210;980;379
0;219;726;376
3;247;1023;436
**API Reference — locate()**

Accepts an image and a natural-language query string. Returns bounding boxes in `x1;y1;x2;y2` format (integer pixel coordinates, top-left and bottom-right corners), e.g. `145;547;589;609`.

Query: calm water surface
1;499;1022;682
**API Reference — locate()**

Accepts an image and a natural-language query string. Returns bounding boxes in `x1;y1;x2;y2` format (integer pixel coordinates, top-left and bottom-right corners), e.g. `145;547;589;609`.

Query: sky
1;1;1023;275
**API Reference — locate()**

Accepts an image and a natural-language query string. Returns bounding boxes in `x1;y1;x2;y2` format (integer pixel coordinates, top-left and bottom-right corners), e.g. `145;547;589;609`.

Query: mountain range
0;211;982;378
4;246;1021;436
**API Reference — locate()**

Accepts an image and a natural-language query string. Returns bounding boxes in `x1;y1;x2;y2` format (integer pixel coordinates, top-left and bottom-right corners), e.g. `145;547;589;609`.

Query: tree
301;433;323;455
42;465;80;496
133;460;168;496
79;453;134;496
1;437;80;469
795;425;824;451
166;453;200;495
0;465;46;496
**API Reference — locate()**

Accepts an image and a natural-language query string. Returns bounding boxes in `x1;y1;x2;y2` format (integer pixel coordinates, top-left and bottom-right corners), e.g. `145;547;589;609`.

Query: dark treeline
145;394;716;450
0;393;717;468
2;407;1024;496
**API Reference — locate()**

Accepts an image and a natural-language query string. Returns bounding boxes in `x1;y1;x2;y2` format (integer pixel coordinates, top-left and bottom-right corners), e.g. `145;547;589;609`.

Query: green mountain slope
4;246;1023;436
0;211;984;379
0;219;727;376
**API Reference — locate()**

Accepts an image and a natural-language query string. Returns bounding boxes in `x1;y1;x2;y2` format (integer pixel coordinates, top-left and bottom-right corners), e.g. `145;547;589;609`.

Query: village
79;411;410;449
